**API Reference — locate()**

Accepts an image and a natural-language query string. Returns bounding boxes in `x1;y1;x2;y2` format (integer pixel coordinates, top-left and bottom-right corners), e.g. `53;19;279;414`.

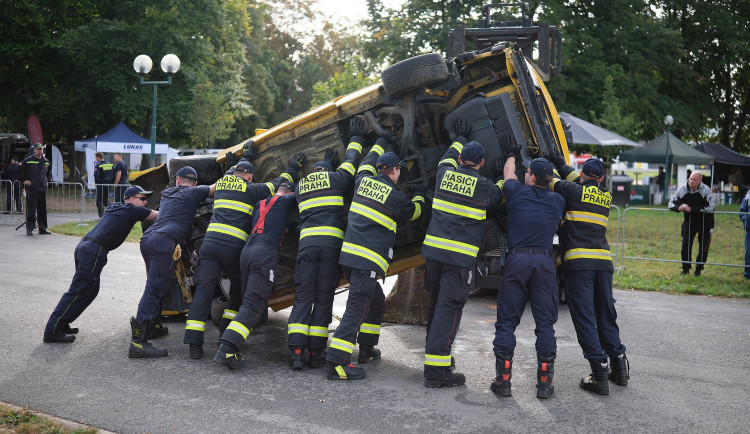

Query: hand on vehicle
225;151;239;169
549;151;567;169
288;152;307;170
349;116;365;137
409;183;426;198
450;118;472;140
242;140;257;161
325;148;340;167
503;138;522;161
380;130;398;146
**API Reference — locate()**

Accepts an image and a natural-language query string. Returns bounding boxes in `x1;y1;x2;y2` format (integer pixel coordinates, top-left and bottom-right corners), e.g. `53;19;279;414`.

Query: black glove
325;148;340;167
409;183;426;198
242;140;257;162
549;151;567;169
349;116;365;137
503;137;522;161
450;118;471;140
225;151;239;169
380;130;398;146
288;152;307;170
492;157;504;180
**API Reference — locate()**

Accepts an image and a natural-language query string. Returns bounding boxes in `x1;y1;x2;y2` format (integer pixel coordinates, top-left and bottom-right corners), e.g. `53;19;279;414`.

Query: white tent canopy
73;122;172;188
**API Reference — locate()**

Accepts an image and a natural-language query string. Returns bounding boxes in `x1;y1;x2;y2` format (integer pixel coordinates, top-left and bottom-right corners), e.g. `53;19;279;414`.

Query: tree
311;57;378;106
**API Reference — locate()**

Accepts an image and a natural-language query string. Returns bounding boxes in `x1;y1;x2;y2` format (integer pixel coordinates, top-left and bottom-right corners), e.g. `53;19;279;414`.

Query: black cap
33;143;45;149
313;161;333;172
234;161;255;174
175;166;198;180
123;185;153;199
376;152;407;169
460;141;484;164
582;158;605;178
522;158;554;178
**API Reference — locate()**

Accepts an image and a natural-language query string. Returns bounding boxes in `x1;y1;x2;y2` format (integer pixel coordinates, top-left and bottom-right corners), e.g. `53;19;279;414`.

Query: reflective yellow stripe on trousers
226;320;250;340
288;323;309;335
425;353;452;366
222;309;237;320
309;326;328;337
358;322;380;335
330;337;355;354
185;320;205;332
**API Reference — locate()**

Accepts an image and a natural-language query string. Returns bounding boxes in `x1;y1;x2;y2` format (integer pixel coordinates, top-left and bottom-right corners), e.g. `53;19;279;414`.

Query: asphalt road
1;219;748;433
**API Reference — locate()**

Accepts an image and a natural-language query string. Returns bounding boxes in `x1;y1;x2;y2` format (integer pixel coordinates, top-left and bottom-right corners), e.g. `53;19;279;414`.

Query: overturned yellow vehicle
135;24;570;316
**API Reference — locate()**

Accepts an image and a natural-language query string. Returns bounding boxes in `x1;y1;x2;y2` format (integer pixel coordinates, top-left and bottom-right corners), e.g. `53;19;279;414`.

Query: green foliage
51;220;144;243
311;58;379;106
1;404;97;433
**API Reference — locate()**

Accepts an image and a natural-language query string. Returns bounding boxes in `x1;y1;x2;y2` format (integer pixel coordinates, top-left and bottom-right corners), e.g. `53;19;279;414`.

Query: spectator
4;157;23;213
740;189;750;280
668;171;715;276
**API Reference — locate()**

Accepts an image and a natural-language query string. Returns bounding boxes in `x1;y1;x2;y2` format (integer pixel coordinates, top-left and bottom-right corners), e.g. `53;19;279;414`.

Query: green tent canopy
618;131;714;165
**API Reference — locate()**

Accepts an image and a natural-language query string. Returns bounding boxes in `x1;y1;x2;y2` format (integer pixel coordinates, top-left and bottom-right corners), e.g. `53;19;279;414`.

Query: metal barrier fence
618;207;748;271
80;183;129;222
1;179;24;225
47;182;87;224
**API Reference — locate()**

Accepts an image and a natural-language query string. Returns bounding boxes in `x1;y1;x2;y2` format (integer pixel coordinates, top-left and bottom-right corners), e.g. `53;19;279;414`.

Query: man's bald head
688;171;702;191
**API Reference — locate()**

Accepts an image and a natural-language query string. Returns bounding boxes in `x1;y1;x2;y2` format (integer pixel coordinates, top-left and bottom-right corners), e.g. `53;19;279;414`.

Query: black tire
381;53;450;99
168;155;223;185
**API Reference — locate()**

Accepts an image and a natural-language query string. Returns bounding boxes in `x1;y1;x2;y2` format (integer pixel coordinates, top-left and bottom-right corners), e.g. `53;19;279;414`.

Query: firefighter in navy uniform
549;156;629;395
20;143;53;235
421;121;505;388
491;152;566;399
325;140;425;381
213;180;302;369
287;118;365;370
94;152;114;218
43;186;158;343
129;166;216;358
184;154;304;360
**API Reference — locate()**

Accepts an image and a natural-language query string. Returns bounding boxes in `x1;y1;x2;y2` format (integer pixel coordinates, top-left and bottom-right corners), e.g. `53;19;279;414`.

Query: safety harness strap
251;195;281;234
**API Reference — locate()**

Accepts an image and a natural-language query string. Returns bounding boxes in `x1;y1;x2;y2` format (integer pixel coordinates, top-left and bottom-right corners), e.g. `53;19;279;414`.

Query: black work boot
128;317;168;358
580;359;609;395
290;347;305;370
425;371;466;388
490;353;513;397
189;343;204;360
43;332;75;343
213;342;245;370
357;345;381;364
148;320;169;338
308;348;326;368
327;363;366;380
536;354;555;399
609;353;630;386
59;324;79;334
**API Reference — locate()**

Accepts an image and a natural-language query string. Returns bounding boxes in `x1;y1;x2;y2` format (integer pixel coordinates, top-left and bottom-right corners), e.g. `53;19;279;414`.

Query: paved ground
1;218;749;433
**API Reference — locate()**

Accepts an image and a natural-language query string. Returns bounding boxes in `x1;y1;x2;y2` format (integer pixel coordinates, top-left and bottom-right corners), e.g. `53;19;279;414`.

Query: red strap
252;195;280;234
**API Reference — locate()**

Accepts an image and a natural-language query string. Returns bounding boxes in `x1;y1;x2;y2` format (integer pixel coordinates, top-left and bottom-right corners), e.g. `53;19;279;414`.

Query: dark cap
33;143;45;149
234;161;255;174
279;181;295;191
460;141;484;164
522;158;554;178
376;152;406;170
582;158;605;178
123;185;153;199
313;161;333;172
175;166;198;180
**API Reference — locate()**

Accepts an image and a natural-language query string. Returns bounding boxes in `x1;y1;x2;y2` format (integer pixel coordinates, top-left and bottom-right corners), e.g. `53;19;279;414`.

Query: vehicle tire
211;295;228;327
381;53;450;99
168;155;223;185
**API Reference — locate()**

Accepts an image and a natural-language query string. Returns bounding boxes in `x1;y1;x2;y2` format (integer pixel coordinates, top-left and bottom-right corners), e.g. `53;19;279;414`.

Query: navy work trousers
95;185;110;218
183;239;243;346
565;269;626;361
326;267;384;365
136;234;177;322
221;235;278;349
26;189;48;231
423;259;472;378
287;245;341;350
493;252;558;358
44;241;107;334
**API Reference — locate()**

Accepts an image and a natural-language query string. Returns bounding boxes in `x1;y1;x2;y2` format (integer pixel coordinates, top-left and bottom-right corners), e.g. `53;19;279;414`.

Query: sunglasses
134;196;148;201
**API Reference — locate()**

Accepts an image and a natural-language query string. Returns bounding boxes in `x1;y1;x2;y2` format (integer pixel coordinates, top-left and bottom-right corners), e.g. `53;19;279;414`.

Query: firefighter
491;150;566;399
213;179;303;370
184;153;304;360
20;143;52;235
548;156;629;395
325;138;425;381
287;117;365;370
94;152;114;218
43;186;158;343
421;120;505;388
129;166;216;358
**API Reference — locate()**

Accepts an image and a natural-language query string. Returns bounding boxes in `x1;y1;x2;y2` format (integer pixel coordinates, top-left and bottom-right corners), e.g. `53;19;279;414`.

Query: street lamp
133;54;181;168
663;114;673;204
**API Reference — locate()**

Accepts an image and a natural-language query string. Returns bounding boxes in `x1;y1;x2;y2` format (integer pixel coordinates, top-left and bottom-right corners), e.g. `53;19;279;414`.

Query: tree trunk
383;266;429;325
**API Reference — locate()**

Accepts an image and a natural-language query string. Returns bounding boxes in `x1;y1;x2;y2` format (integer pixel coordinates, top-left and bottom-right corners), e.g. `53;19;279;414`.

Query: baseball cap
460;141;484;164
313;161;333;172
175;166;198;180
279;181;296;191
234;161;255;174
522;158;554;178
376;152;407;169
582;158;605;178
33;143;45;149
123;185;153;199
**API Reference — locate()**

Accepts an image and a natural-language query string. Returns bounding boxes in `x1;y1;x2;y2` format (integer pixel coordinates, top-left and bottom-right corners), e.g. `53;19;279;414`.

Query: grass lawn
50;220;143;243
0;403;97;433
611;204;749;298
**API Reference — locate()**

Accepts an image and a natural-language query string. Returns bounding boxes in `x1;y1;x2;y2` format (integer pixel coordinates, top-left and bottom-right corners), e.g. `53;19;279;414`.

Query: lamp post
133;54;181;168
663;114;673;204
